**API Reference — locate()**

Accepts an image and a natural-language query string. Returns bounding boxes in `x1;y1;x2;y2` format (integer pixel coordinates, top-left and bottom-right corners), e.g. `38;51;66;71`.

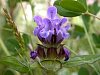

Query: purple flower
31;6;71;61
30;51;37;59
33;6;70;45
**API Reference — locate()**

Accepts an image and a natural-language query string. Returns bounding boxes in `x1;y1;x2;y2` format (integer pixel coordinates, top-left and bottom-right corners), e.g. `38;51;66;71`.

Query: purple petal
47;6;57;19
30;51;37;59
63;32;70;39
61;28;70;39
43;18;52;30
37;34;45;43
60;18;67;25
64;48;70;61
33;27;39;36
34;16;42;25
52;18;60;25
45;31;53;43
65;24;71;30
57;30;63;43
40;30;50;38
57;18;67;29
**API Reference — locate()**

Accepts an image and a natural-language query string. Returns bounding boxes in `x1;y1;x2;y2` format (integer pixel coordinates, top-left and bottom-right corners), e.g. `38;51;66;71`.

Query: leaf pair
54;0;87;17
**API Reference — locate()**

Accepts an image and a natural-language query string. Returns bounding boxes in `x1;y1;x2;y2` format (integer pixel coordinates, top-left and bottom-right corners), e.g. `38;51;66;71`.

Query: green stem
82;22;95;54
20;0;31;33
20;0;28;25
85;12;100;20
83;11;100;73
83;12;100;54
0;38;10;56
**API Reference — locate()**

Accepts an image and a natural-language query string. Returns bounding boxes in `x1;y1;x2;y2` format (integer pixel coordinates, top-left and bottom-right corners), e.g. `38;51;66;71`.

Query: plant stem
20;0;31;33
85;12;100;20
83;11;100;73
20;0;28;25
0;38;10;56
82;22;95;54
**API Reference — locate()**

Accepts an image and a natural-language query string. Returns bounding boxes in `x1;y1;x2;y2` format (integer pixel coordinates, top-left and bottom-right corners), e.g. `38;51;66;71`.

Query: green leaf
92;34;100;48
90;63;100;75
41;60;62;71
60;0;87;13
0;56;29;73
78;67;89;75
22;33;30;47
62;55;100;68
6;38;20;55
54;1;82;17
7;38;20;49
88;1;100;15
77;0;87;9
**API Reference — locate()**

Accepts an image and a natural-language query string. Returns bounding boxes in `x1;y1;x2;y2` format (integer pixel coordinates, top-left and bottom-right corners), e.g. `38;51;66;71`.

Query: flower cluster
31;6;70;61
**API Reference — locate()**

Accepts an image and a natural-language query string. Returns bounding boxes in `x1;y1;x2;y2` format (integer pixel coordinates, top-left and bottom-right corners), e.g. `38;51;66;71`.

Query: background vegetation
0;0;100;75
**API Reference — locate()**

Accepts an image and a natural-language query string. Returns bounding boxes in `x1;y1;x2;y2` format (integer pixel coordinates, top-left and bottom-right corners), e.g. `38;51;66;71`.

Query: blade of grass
0;38;10;56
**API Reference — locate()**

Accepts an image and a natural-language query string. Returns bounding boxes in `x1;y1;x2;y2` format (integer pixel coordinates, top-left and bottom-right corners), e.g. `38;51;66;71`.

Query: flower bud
30;51;37;59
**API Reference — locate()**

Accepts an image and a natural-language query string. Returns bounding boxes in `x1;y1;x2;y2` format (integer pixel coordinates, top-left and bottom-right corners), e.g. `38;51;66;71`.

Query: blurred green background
0;0;100;75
